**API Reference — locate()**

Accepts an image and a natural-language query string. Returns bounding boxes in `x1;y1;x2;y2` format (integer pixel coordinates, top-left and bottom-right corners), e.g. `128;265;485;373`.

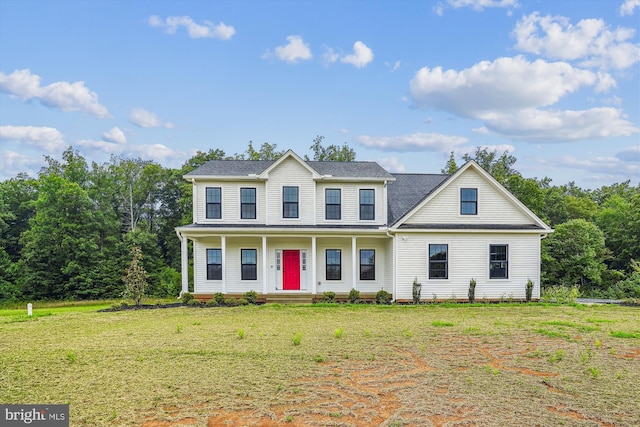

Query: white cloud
375;156;406;173
0;125;65;151
77;139;124;154
615;145;640;162
129;108;174;128
356;132;468;152
264;35;313;64
539;153;639;179
126;143;184;161
102;127;126;144
0;151;44;179
447;0;519;11
385;61;401;71
512;13;640;69
0;69;110;117
409;56;637;143
341;41;374;68
321;47;340;66
410;56;602;118
482;107;639;142
338;128;349;134
620;0;640;16
433;2;445;16
148;15;235;40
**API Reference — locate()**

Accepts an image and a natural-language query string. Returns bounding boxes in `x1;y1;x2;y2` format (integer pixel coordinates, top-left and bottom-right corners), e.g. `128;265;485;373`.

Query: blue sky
1;0;638;188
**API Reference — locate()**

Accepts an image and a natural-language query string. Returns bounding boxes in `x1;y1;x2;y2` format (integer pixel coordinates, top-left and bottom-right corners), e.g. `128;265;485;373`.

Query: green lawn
1;303;639;426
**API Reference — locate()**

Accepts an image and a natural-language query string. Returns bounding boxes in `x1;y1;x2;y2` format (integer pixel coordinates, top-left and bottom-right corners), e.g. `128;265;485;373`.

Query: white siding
265;157;316;225
405;168;533;225
193;237;223;294
315;182;386;225
193;181;266;224
395;232;541;301
355;238;387;293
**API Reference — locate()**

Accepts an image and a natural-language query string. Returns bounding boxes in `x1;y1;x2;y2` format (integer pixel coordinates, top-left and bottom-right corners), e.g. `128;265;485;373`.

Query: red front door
283;250;300;290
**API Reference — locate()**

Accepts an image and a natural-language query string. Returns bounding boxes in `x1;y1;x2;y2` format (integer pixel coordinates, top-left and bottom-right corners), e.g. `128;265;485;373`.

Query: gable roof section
309;160;394;180
391;160;552;231
387;173;449;224
258;150;321;179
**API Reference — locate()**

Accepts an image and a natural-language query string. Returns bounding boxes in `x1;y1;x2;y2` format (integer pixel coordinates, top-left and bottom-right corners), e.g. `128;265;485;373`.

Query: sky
1;0;639;188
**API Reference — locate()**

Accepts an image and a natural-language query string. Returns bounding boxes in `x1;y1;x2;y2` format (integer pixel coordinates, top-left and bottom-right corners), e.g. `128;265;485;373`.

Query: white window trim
427;242;450;282
204;186;224;222
458;186;479;217
487;243;510;281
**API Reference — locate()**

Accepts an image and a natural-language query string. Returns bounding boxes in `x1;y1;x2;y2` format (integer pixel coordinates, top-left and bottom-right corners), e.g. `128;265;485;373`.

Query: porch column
221;235;226;293
179;232;188;295
262;236;268;295
311;236;317;294
352;236;357;290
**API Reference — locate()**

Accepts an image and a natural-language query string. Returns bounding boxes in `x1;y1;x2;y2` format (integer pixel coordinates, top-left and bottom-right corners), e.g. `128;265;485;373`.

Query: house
175;150;552;302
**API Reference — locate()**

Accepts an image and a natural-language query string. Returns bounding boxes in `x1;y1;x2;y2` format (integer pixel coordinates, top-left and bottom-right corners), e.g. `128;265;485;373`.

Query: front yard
1;303;639;426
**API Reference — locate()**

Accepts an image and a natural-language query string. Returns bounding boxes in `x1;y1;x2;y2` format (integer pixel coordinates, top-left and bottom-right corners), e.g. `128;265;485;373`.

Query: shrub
526;279;534;302
376;289;391;304
244;290;259;304
224;297;248;307
181;292;194;305
468;278;476;303
187;298;201;306
347;288;360;304
205;298;220;307
322;291;336;303
540;285;579;304
214;292;225;305
412;277;421;304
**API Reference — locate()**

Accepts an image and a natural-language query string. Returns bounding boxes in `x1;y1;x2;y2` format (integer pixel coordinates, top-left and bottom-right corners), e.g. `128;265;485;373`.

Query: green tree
122;246;148;306
542;219;608;294
305;135;356;162
0;175;38;262
441;151;458;174
235;141;285;160
19;175;101;299
462;147;517;185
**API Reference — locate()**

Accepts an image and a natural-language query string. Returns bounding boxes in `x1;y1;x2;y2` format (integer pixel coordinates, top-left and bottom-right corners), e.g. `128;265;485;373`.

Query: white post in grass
27;303;33;317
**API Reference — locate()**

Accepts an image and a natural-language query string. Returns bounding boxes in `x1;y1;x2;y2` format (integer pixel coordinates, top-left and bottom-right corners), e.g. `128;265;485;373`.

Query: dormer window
460;188;477;215
283;186;299;218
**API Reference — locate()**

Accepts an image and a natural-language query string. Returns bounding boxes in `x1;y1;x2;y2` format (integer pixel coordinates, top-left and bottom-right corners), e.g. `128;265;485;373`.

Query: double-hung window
241;249;257;280
460;188;478;215
206;187;221;219
325;189;341;220
206;249;222;280
359;189;375;220
360;249;375;280
429;244;448;279
240;188;256;219
283;186;299;218
489;244;508;279
326;249;341;280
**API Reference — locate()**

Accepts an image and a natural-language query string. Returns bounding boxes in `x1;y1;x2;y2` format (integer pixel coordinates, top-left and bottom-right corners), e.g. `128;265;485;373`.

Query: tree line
0;141;638;302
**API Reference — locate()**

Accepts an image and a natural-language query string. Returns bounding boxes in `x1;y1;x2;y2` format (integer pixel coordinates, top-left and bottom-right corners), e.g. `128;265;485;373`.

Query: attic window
460;188;477;215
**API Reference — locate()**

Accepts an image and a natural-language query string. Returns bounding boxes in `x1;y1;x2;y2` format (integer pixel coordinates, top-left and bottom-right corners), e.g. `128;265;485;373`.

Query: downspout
386;228;396;302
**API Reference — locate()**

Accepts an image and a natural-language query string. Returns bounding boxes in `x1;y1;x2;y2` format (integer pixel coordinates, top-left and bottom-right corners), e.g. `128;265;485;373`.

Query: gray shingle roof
307;161;393;179
184;158;394;179
184;160;275;177
387;173;449;224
